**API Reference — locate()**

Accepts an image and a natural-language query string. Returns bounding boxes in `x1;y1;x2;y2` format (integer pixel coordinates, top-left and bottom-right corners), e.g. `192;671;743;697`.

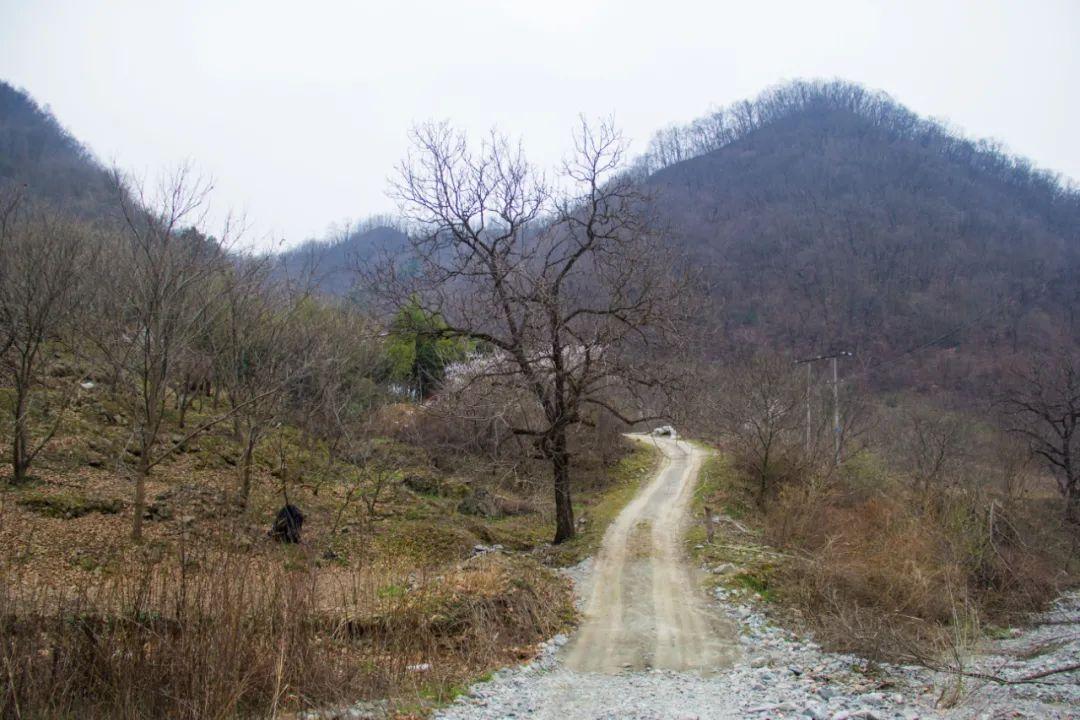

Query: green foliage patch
18;491;123;519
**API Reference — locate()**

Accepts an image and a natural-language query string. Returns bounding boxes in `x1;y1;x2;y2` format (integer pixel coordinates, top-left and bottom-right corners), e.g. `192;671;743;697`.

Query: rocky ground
433;562;1080;720
954;591;1080;718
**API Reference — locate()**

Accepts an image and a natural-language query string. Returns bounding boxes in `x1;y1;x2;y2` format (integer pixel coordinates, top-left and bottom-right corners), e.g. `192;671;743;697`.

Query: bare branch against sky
1;0;1077;250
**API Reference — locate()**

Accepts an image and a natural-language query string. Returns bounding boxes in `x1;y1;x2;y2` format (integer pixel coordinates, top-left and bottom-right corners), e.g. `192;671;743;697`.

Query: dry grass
692;439;1079;664
0;382;651;718
0;356;659;718
766;474;1075;660
0;542;571;719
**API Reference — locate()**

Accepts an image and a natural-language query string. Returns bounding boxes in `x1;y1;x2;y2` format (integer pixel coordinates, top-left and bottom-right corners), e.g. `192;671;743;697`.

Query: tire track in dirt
562;435;739;673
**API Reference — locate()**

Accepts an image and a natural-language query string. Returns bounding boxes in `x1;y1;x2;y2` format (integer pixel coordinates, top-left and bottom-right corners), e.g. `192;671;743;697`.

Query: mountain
276;222;410;297
284;81;1080;393
640;80;1080;392
0;80;408;299
0;80;115;213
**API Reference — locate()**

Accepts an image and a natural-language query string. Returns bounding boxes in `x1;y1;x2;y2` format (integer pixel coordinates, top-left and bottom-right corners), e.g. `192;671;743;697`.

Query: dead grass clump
365;554;570;659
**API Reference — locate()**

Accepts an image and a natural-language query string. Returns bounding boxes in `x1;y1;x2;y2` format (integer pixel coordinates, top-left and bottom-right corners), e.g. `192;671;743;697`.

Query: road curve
562;434;739;673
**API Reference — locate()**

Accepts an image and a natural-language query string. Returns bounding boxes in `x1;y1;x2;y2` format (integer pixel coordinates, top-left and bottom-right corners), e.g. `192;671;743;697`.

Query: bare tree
211;257;310;508
328;414;396;531
381;119;683;543
0;197;93;483
105;167;229;541
1000;354;1080;524
714;356;806;505
170;347;213;429
284;302;384;456
897;403;967;497
0;186;20;358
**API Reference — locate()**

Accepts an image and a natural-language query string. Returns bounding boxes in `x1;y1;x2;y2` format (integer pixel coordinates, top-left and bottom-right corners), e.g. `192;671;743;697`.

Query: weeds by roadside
687;443;1079;669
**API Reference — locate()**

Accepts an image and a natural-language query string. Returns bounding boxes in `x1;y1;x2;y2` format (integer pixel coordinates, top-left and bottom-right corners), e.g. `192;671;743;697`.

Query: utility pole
804;362;811;452
832;356;840;464
795;350;853;464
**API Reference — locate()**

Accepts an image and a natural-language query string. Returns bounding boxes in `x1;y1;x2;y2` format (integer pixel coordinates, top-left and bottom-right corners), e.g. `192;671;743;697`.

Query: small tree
714;356;805;505
0;197;93;483
1000;354;1080;524
897;403;967;498
105;167;228;541
283;302;384;454
385;298;467;399
211;257;310;508
381;119;683;543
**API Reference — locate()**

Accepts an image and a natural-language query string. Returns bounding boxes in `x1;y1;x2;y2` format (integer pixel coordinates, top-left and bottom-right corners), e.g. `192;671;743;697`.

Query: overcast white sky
1;0;1077;250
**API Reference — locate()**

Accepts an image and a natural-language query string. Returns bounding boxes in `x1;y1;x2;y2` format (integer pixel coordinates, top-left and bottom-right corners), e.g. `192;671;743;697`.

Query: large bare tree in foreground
382;120;683;543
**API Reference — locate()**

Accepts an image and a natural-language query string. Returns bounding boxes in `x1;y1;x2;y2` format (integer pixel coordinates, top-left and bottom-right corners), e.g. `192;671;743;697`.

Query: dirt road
562;434;739;673
434;435;1079;719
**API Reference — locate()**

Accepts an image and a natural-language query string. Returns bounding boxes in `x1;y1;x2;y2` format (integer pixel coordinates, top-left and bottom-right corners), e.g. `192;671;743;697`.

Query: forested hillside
640;81;1080;392
0;81;114;213
273;81;1080;396
276;220;410;296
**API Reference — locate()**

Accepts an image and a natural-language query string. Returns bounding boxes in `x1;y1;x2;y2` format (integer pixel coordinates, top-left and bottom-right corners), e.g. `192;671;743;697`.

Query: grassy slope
0;362;660;717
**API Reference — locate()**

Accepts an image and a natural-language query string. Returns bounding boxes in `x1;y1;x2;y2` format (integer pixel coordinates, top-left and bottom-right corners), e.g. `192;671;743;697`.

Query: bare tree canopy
378;119;687;542
209;255;313;507
102;166;230;540
0;191;96;484
1000;353;1080;524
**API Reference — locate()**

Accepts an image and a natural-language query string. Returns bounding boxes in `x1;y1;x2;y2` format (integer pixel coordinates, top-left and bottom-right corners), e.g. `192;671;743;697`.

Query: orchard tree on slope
0;191;95;484
1001;353;1080;525
380;119;685;543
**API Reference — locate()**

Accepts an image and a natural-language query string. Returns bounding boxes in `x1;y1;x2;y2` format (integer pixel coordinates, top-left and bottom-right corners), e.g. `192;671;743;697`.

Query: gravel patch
947;591;1080;719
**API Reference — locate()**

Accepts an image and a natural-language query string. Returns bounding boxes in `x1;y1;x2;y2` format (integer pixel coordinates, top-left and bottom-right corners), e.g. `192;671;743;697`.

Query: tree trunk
177;389;190;428
757;441;771;506
132;452;149;542
551;429;575;544
12;386;28;484
1065;451;1079;525
238;430;257;509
